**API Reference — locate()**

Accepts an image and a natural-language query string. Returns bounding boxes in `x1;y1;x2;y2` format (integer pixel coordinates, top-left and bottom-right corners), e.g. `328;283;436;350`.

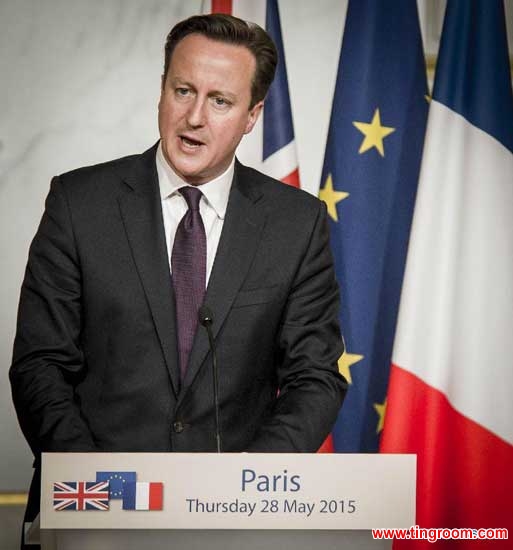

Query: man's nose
186;97;206;128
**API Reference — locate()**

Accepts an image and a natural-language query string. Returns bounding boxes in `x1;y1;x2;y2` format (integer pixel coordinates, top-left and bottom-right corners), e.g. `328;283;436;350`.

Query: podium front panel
41;453;415;531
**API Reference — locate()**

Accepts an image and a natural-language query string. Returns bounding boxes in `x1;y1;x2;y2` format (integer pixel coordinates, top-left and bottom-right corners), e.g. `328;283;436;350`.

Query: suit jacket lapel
117;144;181;396
178;161;267;403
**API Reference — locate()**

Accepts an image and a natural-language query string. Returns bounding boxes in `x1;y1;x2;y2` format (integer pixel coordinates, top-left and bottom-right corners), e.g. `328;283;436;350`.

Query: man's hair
163;14;278;109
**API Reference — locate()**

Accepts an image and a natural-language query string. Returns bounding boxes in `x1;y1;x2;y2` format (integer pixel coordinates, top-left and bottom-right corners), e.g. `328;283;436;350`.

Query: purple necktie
172;187;206;380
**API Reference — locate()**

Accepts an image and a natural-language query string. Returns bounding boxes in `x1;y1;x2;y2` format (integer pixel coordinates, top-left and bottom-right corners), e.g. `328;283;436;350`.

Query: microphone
198;306;221;453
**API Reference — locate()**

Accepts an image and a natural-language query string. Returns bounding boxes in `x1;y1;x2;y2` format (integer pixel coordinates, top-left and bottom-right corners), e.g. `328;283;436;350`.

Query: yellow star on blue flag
353;108;395;156
319;174;349;222
338;351;364;385
374;399;387;434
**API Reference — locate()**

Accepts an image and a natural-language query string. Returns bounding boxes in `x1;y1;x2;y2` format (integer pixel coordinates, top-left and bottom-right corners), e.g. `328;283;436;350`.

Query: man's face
158;33;263;185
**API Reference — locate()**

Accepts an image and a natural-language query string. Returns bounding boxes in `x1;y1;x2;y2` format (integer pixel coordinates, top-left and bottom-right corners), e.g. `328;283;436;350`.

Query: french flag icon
122;482;163;511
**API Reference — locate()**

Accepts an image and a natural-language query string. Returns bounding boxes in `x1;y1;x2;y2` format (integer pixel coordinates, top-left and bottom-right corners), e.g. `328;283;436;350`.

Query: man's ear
244;100;264;135
160;74;166;92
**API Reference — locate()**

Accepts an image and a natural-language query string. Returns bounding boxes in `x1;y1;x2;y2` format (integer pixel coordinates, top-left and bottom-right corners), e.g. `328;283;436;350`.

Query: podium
36;452;415;549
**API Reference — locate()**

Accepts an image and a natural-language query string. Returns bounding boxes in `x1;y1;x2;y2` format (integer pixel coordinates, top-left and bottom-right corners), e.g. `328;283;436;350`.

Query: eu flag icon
96;471;137;499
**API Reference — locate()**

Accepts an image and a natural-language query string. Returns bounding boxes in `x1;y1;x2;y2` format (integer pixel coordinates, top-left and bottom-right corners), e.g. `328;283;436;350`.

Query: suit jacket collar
117;143;182;396
119;142;160;195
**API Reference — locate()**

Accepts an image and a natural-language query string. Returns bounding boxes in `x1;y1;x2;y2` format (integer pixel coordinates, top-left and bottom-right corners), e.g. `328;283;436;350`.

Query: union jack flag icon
53;481;110;511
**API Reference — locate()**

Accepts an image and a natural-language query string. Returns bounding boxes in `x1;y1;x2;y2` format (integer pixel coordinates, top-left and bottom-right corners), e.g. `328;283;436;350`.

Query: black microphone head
198;305;214;326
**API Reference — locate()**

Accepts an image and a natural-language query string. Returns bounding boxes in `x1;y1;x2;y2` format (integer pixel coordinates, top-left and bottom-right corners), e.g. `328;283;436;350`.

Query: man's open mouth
180;135;204;148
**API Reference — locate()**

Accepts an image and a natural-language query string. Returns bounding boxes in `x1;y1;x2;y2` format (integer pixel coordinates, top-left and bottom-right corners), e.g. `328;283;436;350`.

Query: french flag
122;482;164;511
381;1;513;546
203;0;300;187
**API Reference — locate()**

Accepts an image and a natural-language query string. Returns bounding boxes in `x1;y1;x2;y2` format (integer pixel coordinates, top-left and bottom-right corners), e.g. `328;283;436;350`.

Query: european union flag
96;471;137;499
319;0;429;451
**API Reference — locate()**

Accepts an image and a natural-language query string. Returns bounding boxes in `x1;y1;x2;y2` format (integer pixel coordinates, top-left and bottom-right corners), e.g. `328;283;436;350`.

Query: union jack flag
53;481;110;511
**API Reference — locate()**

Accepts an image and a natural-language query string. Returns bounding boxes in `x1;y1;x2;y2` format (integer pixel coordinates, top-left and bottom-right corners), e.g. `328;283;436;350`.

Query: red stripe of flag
317;434;334;453
76;481;87;510
148;482;163;510
211;0;232;14
381;365;513;549
280;168;300;188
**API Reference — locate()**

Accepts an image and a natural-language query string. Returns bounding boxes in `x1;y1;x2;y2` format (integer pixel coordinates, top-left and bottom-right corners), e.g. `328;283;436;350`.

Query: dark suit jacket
10;143;346;524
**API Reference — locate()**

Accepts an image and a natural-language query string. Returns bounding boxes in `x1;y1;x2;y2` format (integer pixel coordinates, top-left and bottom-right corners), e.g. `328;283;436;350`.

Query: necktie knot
179;186;202;212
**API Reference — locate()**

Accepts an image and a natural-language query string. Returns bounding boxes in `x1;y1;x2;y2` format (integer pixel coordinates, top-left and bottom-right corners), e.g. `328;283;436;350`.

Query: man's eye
213;97;230;107
176;88;190;96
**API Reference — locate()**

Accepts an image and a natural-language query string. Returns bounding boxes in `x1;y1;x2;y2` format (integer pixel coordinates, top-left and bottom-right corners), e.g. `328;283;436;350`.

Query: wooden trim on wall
0;493;28;506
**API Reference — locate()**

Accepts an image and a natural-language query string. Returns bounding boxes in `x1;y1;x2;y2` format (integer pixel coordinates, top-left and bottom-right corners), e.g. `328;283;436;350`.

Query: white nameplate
41;453;415;530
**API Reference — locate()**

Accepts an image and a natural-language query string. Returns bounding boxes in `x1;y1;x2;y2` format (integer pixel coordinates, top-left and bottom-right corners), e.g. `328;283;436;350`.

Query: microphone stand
198;306;221;453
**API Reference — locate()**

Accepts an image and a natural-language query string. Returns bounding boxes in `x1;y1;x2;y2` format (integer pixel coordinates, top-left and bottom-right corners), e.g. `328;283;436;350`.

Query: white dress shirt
156;142;234;285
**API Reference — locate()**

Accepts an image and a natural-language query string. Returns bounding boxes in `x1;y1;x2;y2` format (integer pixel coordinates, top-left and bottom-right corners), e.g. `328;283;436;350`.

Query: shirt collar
156;141;233;220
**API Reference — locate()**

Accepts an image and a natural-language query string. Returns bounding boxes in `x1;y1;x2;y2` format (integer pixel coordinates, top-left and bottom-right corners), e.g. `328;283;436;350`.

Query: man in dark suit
10;13;346;548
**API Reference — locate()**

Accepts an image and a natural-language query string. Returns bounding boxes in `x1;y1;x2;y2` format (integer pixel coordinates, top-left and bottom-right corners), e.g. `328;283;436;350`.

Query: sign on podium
37;452;415;549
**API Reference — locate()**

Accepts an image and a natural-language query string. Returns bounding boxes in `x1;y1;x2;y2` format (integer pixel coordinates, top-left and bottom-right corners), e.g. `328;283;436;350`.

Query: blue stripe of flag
263;0;294;160
122;482;137;510
433;0;513;154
